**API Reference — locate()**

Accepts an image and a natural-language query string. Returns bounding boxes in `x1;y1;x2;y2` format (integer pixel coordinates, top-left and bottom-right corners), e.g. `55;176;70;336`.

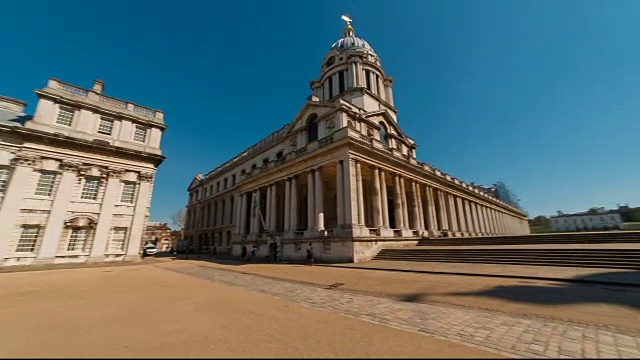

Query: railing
99;95;127;109
59;83;88;97
133;105;156;117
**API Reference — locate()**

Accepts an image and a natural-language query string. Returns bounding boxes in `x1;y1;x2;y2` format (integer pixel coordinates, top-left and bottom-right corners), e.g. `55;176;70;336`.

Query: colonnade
233;159;529;239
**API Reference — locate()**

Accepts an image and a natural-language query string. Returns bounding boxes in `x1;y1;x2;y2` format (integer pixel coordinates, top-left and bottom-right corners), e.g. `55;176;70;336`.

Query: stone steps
418;231;640;247
374;232;640;270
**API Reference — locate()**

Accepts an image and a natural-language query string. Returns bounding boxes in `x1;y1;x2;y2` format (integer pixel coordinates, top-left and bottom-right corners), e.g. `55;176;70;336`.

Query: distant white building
551;209;623;232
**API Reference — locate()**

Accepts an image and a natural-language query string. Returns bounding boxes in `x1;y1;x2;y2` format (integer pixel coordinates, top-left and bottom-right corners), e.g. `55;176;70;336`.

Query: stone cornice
0;123;165;167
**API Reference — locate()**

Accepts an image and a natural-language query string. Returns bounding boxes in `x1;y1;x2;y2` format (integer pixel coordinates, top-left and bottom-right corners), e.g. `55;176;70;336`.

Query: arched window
379;122;389;146
307;113;319;144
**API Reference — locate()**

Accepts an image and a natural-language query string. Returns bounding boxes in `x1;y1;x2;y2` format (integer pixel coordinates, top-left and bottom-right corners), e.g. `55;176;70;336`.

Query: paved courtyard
2;259;640;358
0;263;499;358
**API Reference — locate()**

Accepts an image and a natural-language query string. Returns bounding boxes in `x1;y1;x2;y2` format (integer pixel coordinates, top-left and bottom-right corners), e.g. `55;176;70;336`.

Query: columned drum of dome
185;17;530;263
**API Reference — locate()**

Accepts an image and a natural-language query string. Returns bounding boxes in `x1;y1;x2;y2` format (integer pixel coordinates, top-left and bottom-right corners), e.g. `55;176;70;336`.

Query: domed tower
310;17;396;118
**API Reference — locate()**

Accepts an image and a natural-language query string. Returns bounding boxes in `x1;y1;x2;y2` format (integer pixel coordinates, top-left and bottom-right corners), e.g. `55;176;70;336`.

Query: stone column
446;193;459;234
393;175;404;229
400;178;409;229
314;167;325;231
479;206;488;235
410;182;420;231
270;184;277;232
125;172;154;260
426;186;438;236
37;160;78;261
91;168;125;259
344;159;358;229
234;194;242;234
371;166;383;228
307;170;315;230
436;190;449;231
249;191;257;235
468;200;481;236
488;208;496;235
380;170;389;228
415;182;425;231
491;210;499;235
265;185;272;232
290;176;298;232
455;197;468;235
238;193;246;236
284;179;291;232
463;199;475;235
355;161;365;226
477;204;487;235
483;207;492;235
336;161;345;226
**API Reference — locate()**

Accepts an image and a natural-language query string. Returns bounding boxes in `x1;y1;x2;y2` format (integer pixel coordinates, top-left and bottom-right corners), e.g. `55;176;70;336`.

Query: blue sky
2;0;639;223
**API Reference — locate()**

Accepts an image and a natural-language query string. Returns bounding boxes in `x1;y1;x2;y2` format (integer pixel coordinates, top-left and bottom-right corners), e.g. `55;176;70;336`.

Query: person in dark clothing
241;245;247;262
306;243;314;266
273;241;278;262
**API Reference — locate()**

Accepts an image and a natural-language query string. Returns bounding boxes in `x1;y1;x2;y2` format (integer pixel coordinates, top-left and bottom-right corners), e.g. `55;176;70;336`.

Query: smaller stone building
551;210;623;232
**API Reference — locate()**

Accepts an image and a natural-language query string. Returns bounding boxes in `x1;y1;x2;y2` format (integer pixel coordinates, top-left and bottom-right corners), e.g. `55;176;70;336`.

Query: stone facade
185;21;530;263
0;79;165;266
551;211;623;232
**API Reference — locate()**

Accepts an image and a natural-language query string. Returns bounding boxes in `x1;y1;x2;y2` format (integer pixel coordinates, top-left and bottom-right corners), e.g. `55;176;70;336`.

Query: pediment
187;174;203;191
362;110;409;141
285;101;338;136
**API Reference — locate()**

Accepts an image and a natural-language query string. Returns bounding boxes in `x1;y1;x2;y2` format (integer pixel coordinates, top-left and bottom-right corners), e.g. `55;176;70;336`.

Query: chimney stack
0;96;27;113
93;79;105;93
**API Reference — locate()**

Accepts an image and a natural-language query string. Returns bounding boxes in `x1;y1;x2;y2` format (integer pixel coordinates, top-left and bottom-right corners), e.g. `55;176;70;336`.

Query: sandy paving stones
162;263;640;359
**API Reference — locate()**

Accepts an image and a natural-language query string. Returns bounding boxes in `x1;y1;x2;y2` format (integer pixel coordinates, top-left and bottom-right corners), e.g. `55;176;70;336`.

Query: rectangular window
365;70;372;91
338;70;345;93
81;177;101;200
223;178;228;190
231;174;236;186
375;74;380;95
34;172;57;197
0;167;11;195
67;228;88;252
109;227;127;252
16;226;40;253
97;118;114;135
133;125;148;143
120;182;136;203
56;107;75;126
328;76;334;99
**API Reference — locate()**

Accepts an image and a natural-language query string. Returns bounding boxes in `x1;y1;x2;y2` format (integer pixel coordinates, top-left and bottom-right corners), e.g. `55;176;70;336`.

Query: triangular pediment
285;101;338;136
187;174;203;191
362;109;409;142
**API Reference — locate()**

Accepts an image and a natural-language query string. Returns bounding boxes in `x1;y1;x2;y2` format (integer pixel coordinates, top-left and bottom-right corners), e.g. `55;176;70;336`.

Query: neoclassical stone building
185;20;529;262
0;79;165;266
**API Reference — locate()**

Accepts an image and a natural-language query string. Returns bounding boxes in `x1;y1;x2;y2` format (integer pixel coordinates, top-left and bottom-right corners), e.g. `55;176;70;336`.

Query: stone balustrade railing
47;78;163;121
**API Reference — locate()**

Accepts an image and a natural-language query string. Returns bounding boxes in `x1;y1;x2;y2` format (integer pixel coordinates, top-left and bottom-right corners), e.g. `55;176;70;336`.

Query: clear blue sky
2;0;639;223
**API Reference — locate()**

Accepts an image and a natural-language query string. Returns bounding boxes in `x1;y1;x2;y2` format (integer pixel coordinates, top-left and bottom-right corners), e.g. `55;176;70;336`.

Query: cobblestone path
159;263;640;359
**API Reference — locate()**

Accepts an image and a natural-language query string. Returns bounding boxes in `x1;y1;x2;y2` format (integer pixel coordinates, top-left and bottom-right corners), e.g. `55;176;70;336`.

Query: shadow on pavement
443;271;640;310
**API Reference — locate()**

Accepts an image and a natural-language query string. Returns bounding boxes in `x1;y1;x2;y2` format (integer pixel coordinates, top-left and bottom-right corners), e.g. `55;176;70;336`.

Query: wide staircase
373;231;640;270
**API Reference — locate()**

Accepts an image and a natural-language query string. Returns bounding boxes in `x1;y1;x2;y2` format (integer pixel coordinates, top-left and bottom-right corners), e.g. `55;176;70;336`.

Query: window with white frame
109;227;127;252
81;177;101;200
97;118;115;135
34;172;57;197
56;107;75;126
133;125;148;143
16;226;41;253
120;181;136;203
0;166;11;195
67;228;88;252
